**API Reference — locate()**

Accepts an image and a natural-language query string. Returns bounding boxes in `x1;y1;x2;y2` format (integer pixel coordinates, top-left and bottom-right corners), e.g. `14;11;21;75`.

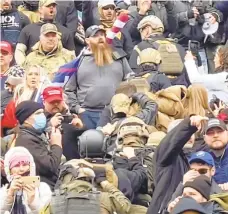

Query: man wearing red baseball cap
0;41;13;90
42;86;84;160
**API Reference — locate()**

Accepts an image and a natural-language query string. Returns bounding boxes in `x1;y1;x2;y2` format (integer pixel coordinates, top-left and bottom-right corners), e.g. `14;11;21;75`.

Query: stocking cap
106;14;129;44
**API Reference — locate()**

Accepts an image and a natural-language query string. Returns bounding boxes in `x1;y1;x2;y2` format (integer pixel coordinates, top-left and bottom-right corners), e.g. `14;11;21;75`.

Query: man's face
39;4;56;20
40;32;58;52
0;0;12;10
44;100;64;114
140;25;152;40
89;31;106;46
0;49;12;68
183;187;207;203
102;5;116;21
204;127;228;150
190;162;215;178
25;109;44;126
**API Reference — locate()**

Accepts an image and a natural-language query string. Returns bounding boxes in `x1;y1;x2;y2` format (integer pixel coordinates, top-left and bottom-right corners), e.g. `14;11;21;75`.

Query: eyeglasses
103;5;115;10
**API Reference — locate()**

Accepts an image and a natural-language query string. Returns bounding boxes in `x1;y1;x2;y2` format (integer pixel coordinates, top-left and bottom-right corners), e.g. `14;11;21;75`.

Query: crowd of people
1;0;228;213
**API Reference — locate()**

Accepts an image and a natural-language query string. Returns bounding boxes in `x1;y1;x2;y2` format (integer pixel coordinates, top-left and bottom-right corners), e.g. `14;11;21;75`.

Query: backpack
135;146;157;196
135;39;184;75
50;162;100;214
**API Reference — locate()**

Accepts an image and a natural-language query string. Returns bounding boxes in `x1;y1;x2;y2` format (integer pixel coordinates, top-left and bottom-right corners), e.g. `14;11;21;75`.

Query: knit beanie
15;101;43;125
184;175;211;200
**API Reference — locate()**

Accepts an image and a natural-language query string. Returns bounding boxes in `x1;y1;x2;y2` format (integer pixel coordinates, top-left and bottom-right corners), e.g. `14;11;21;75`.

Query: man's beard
90;41;113;67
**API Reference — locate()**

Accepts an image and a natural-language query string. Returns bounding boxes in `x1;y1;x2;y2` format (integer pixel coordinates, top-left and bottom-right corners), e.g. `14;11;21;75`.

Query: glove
94;167;106;185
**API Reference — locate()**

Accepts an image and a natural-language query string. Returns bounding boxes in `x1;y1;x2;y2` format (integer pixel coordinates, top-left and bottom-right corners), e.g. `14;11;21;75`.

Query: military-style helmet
137;15;164;33
78;130;107;158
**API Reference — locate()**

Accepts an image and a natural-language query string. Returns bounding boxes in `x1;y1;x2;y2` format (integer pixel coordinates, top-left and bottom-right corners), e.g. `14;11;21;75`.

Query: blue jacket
211;145;228;184
216;1;228;40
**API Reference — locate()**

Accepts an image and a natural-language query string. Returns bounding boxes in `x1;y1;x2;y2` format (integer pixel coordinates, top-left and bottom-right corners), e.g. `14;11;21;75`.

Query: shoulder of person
55;24;71;35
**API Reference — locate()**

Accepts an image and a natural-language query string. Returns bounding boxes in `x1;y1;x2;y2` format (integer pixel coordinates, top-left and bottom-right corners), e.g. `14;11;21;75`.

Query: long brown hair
216;46;228;72
183;84;213;117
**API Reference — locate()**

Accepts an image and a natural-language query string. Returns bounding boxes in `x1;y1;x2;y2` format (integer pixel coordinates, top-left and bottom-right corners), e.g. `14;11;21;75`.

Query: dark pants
79;110;102;130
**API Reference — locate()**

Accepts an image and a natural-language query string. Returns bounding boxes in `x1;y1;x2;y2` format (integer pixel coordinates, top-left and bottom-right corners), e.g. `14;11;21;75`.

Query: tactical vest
1;11;22;46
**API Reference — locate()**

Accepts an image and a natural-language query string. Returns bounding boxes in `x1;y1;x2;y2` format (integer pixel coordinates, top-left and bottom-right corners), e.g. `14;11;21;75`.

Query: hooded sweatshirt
185;59;228;103
0;147;52;214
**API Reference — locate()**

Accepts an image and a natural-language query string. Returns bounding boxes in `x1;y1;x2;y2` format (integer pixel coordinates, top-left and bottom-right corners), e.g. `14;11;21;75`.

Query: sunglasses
191;168;209;175
103;5;115;10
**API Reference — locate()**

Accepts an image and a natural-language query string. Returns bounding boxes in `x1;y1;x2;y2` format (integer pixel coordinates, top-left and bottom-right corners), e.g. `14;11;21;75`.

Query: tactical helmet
137;15;164;33
78;130;107;158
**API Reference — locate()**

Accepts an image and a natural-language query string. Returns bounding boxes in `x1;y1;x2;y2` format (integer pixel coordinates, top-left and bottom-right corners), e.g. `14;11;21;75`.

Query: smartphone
21;176;40;187
62;115;74;123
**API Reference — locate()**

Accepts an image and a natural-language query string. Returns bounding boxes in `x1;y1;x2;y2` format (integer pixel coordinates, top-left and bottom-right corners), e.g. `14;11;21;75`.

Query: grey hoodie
65;51;133;114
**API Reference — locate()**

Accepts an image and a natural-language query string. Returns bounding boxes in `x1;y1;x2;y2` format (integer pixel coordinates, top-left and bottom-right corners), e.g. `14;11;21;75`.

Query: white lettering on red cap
48;90;61;95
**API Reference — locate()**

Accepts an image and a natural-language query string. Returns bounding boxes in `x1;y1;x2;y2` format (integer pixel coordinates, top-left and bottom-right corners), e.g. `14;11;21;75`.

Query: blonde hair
14;65;48;106
183;84;212;117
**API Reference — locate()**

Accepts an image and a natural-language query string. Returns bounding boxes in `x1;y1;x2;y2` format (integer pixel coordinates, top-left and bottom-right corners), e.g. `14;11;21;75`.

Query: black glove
94;167;106;185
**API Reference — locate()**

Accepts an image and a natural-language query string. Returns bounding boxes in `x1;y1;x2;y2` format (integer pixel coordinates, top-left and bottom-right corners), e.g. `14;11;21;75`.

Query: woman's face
10;162;30;176
26;67;40;88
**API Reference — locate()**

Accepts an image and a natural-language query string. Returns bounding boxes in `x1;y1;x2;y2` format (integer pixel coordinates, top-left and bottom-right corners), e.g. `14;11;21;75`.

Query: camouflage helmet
137;15;164;33
137;48;162;65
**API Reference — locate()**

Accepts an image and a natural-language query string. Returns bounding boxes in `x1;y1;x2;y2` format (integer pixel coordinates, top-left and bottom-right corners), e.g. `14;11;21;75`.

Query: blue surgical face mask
32;113;47;131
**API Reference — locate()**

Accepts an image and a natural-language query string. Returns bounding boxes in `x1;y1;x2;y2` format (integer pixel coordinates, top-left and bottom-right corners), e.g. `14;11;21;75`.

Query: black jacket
129;35;191;87
18;21;75;54
15;126;62;189
147;118;198;214
82;0;133;58
97;92;158;127
125;2;168;46
114;156;148;202
56;1;78;34
0;90;13;116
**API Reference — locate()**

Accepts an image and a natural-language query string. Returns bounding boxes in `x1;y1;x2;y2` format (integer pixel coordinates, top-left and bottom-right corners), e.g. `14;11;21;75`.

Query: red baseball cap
42;86;63;103
0;41;12;54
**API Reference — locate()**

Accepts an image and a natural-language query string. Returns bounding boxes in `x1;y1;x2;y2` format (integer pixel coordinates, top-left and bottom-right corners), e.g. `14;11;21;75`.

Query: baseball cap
98;0;116;8
138;48;162;65
189;151;215;167
111;93;131;114
40;23;58;35
85;25;106;38
205;118;227;134
137;15;164;33
0;41;12;54
42;86;63;103
39;0;57;7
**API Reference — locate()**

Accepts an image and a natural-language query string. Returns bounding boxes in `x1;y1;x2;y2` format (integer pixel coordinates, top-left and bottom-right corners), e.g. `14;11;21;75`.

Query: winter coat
129;35;191;88
24;41;75;81
147;117;198;214
0;147;52;214
185;59;228;103
15;126;63;189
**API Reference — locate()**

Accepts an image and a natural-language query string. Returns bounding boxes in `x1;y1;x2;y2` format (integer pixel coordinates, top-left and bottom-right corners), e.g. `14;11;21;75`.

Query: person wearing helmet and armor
129;15;191;88
51;158;148;214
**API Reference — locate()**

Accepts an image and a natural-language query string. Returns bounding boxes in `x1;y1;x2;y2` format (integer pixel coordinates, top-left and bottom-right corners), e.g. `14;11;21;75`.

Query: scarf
98;7;116;29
